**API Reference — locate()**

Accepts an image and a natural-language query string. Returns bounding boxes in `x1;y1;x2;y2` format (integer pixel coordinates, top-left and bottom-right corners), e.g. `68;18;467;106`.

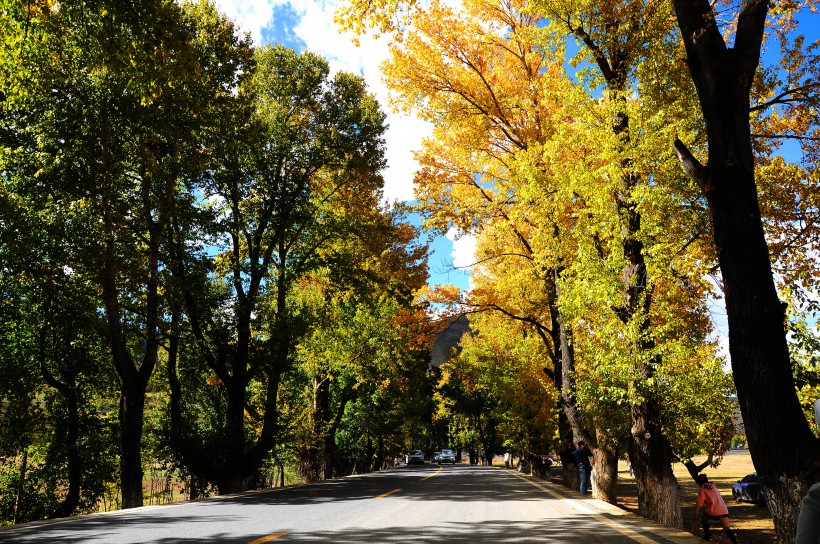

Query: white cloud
213;0;281;45
382;115;431;202
214;0;430;203
446;229;477;271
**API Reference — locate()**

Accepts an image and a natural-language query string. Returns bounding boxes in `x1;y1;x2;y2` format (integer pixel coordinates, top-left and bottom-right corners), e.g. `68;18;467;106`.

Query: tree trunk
300;376;330;482
322;434;336;480
13;447;28;524
56;391;81;518
211;377;250;494
673;1;820;540
558;320;584;441
555;283;622;504
563;12;685;524
100;212;158;508
315;377;330;477
365;436;374;473
119;384;146;509
628;399;682;528
39;336;81;518
299;448;320;483
614;168;682;527
591;430;619;504
322;384;354;480
188;476;198;501
563;462;579;491
377;434;385;471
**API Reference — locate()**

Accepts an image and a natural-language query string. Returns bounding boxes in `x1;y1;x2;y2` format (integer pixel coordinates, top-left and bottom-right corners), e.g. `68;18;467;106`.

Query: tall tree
294;203;428;481
0;0;253;507
0;170;118;522
672;0;820;539
167;45;390;493
382;0;598;471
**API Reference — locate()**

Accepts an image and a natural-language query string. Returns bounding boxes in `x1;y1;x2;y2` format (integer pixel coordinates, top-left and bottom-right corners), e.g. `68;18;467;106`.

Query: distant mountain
430;315;470;366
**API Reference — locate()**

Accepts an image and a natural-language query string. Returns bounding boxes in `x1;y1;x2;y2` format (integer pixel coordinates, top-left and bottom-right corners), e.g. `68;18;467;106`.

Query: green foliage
0;275;119;523
785;296;820;435
438;314;557;456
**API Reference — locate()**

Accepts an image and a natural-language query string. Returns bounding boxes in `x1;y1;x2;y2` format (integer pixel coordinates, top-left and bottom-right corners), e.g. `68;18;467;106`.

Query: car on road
432;451;441;463
437;449;456;464
405;450;425;465
732;473;767;505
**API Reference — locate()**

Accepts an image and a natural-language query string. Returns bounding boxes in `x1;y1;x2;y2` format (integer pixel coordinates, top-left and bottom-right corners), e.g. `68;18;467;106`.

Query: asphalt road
0;464;703;543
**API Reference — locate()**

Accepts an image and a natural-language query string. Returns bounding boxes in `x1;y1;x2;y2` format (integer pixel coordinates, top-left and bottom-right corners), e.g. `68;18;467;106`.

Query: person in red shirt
695;473;738;543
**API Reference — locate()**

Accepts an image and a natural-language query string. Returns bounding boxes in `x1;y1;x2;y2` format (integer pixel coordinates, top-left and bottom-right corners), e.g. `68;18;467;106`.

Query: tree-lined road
2;465;702;543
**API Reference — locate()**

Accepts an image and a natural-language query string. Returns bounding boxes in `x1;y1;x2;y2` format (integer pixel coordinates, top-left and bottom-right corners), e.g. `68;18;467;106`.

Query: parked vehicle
732;473;767;505
405;450;425;465
437;449;456;464
432;451;441;463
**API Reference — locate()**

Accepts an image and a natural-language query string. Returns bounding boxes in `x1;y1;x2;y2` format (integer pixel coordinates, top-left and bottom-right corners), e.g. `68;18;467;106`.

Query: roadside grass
614;449;774;543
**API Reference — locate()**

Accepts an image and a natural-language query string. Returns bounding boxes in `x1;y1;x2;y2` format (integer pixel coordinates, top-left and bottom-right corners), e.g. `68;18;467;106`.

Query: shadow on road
2;466;611;544
224;465;560;506
1;514;239;543
206;518;619;544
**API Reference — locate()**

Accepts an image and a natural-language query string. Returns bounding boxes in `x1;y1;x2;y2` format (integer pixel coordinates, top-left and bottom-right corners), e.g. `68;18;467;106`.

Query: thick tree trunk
56;392;81;518
614;167;682;527
628;399;683;528
322;435;336;480
673;1;820;540
591;430;619;504
101;212;159;508
610;170;683;527
119;384;146;509
563;462;579;491
703;150;816;541
216;378;251;493
301;376;330;482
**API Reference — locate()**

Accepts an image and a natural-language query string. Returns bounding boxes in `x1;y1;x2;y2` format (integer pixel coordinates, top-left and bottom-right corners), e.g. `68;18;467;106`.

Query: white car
438;449;456;464
405;450;425;465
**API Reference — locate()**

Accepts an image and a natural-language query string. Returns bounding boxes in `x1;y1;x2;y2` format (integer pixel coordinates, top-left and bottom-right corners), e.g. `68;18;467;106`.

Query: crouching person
695;474;737;543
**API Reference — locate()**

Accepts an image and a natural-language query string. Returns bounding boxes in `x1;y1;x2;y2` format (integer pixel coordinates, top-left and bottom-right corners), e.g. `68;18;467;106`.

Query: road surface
1;464;702;543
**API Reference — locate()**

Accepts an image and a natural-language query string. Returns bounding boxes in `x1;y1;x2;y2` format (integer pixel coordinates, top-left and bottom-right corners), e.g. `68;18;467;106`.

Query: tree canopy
2;0;819;541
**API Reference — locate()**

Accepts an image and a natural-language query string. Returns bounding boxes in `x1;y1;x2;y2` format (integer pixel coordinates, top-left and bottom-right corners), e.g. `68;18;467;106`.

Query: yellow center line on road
248;532;288;543
374;488;401;499
420;466;443;481
507;471;659;544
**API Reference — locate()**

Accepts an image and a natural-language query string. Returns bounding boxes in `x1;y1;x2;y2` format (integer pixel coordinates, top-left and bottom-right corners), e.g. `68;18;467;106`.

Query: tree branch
749;83;819;112
673;139;708;190
750;133;820;142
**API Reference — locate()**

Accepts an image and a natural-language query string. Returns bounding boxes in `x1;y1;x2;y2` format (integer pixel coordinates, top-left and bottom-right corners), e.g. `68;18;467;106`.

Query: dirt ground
612;449;774;543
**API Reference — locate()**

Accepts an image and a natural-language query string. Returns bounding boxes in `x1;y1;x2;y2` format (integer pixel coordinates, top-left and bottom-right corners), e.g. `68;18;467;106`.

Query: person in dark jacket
574;441;593;494
559;443;576;466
